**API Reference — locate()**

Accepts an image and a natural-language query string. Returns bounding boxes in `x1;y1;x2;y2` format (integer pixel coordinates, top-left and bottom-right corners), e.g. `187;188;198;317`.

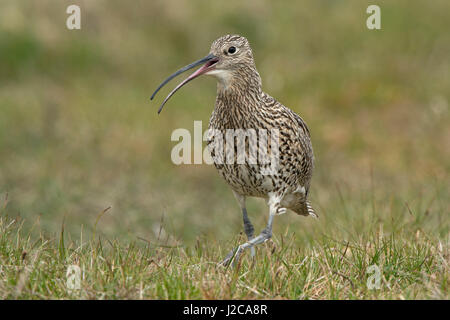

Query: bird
151;34;316;267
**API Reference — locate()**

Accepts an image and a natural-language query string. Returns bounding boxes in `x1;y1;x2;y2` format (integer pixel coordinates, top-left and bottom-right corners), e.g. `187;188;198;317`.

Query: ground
0;0;448;299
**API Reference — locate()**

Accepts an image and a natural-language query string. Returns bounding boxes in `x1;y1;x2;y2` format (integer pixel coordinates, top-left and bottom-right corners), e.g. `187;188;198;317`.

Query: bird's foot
220;230;272;268
219;248;235;267
250;246;256;258
220;246;238;267
220;244;255;268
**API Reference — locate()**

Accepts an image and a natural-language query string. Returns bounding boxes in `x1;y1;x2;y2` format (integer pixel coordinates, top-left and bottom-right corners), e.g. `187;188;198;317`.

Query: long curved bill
151;53;219;114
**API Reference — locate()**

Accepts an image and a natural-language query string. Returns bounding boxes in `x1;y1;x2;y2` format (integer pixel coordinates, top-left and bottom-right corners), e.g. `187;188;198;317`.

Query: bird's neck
216;66;263;103
212;68;264;128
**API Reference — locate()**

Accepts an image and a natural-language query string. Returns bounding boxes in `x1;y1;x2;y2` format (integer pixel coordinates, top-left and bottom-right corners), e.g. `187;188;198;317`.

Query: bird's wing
285;107;314;195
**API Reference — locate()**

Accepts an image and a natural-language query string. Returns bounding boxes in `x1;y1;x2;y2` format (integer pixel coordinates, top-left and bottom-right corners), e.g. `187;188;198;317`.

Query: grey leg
221;193;284;268
242;207;254;240
232;191;255;243
221;192;256;266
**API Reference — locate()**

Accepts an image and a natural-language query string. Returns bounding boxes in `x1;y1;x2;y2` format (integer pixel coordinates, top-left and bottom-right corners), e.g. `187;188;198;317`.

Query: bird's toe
250;246;256;258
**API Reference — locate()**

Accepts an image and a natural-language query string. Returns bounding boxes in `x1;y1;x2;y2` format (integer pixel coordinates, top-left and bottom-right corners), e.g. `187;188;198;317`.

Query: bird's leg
221;207;255;266
221;192;255;266
233;192;255;246
242;207;255;241
221;193;284;268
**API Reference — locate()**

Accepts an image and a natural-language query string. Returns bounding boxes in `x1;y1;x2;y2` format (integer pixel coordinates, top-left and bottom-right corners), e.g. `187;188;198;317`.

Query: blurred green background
0;0;448;244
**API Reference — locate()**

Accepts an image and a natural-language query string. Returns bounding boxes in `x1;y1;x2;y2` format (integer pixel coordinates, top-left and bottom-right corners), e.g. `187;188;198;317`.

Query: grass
0;0;449;299
0;191;448;299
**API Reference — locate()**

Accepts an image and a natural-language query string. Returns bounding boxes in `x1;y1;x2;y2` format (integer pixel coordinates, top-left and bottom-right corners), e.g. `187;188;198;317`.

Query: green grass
0;191;447;299
0;0;449;299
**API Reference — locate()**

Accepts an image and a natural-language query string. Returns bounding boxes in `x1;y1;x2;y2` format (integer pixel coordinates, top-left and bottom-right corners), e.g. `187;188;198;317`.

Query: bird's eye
227;46;237;54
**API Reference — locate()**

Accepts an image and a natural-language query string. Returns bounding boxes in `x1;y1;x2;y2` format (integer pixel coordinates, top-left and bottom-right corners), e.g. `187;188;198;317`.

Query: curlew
151;35;316;266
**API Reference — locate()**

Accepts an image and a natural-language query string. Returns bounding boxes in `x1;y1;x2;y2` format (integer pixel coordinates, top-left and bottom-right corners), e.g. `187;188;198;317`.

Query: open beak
151;53;219;114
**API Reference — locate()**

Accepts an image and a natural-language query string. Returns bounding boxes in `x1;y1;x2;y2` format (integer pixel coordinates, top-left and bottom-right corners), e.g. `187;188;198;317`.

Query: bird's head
151;34;260;114
206;35;256;84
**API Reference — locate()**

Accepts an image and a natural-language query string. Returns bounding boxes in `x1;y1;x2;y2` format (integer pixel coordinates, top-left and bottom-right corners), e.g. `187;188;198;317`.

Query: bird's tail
305;201;318;218
291;200;318;218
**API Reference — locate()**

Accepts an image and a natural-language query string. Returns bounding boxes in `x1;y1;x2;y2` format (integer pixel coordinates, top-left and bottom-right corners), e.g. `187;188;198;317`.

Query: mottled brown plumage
152;34;316;266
